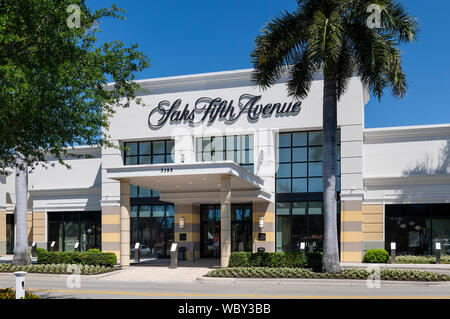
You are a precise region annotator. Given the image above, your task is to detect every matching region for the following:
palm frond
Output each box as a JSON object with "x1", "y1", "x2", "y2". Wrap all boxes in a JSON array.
[
  {"x1": 307, "y1": 5, "x2": 345, "y2": 73},
  {"x1": 286, "y1": 47, "x2": 320, "y2": 99},
  {"x1": 386, "y1": 46, "x2": 407, "y2": 98},
  {"x1": 335, "y1": 38, "x2": 355, "y2": 100},
  {"x1": 250, "y1": 9, "x2": 309, "y2": 89},
  {"x1": 346, "y1": 0, "x2": 419, "y2": 43}
]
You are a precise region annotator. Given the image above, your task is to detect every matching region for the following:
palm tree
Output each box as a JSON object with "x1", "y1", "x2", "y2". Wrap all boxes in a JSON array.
[
  {"x1": 251, "y1": 0, "x2": 418, "y2": 273},
  {"x1": 12, "y1": 155, "x2": 31, "y2": 265}
]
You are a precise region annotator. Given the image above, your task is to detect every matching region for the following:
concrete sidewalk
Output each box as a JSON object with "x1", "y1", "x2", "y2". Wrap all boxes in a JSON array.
[{"x1": 95, "y1": 258, "x2": 220, "y2": 283}]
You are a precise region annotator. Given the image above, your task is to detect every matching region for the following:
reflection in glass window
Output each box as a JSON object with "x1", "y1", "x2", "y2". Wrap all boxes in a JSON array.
[
  {"x1": 196, "y1": 135, "x2": 254, "y2": 173},
  {"x1": 47, "y1": 212, "x2": 101, "y2": 252},
  {"x1": 385, "y1": 204, "x2": 450, "y2": 256},
  {"x1": 130, "y1": 185, "x2": 160, "y2": 198},
  {"x1": 130, "y1": 204, "x2": 174, "y2": 258},
  {"x1": 276, "y1": 201, "x2": 340, "y2": 253},
  {"x1": 124, "y1": 140, "x2": 174, "y2": 165},
  {"x1": 276, "y1": 131, "x2": 340, "y2": 193}
]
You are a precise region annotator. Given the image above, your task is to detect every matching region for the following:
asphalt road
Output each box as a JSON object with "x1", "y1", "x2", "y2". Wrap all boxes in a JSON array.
[{"x1": 0, "y1": 273, "x2": 450, "y2": 299}]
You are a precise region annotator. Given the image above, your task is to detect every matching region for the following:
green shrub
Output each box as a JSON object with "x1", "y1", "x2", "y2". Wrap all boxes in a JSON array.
[
  {"x1": 228, "y1": 252, "x2": 251, "y2": 267},
  {"x1": 205, "y1": 267, "x2": 450, "y2": 281},
  {"x1": 395, "y1": 255, "x2": 450, "y2": 264},
  {"x1": 37, "y1": 251, "x2": 117, "y2": 267},
  {"x1": 228, "y1": 252, "x2": 309, "y2": 268},
  {"x1": 0, "y1": 263, "x2": 114, "y2": 275},
  {"x1": 248, "y1": 252, "x2": 266, "y2": 267},
  {"x1": 305, "y1": 252, "x2": 323, "y2": 271},
  {"x1": 285, "y1": 252, "x2": 308, "y2": 268},
  {"x1": 87, "y1": 248, "x2": 101, "y2": 253},
  {"x1": 0, "y1": 288, "x2": 40, "y2": 299},
  {"x1": 363, "y1": 249, "x2": 389, "y2": 263},
  {"x1": 261, "y1": 252, "x2": 285, "y2": 267}
]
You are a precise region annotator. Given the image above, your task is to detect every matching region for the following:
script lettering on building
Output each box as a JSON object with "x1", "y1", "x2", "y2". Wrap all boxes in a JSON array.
[{"x1": 148, "y1": 94, "x2": 302, "y2": 129}]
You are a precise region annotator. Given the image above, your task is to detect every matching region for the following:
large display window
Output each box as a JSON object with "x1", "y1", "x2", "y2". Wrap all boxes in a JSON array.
[
  {"x1": 47, "y1": 211, "x2": 101, "y2": 252},
  {"x1": 385, "y1": 204, "x2": 450, "y2": 255},
  {"x1": 276, "y1": 130, "x2": 340, "y2": 193},
  {"x1": 130, "y1": 204, "x2": 174, "y2": 258},
  {"x1": 275, "y1": 201, "x2": 340, "y2": 253},
  {"x1": 196, "y1": 135, "x2": 254, "y2": 172},
  {"x1": 124, "y1": 139, "x2": 174, "y2": 165}
]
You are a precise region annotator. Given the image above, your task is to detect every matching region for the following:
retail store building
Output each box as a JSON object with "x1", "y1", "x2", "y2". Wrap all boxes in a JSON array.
[{"x1": 0, "y1": 69, "x2": 449, "y2": 266}]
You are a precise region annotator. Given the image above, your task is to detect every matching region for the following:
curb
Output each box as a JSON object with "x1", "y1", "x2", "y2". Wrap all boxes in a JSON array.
[{"x1": 196, "y1": 276, "x2": 450, "y2": 287}]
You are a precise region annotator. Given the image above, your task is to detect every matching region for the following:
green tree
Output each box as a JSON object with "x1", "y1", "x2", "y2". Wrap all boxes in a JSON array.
[
  {"x1": 0, "y1": 0, "x2": 150, "y2": 265},
  {"x1": 250, "y1": 0, "x2": 418, "y2": 272}
]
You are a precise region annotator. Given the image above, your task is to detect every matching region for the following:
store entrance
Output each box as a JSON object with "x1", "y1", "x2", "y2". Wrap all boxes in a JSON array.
[{"x1": 200, "y1": 204, "x2": 252, "y2": 258}]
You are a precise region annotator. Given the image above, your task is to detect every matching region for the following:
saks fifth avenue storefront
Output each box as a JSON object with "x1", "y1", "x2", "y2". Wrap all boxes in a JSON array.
[{"x1": 1, "y1": 69, "x2": 449, "y2": 267}]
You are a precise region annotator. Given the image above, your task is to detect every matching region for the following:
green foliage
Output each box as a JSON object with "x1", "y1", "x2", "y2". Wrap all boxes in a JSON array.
[
  {"x1": 0, "y1": 0, "x2": 150, "y2": 171},
  {"x1": 0, "y1": 288, "x2": 40, "y2": 299},
  {"x1": 0, "y1": 263, "x2": 114, "y2": 275},
  {"x1": 305, "y1": 252, "x2": 323, "y2": 271},
  {"x1": 228, "y1": 252, "x2": 313, "y2": 268},
  {"x1": 35, "y1": 247, "x2": 47, "y2": 255},
  {"x1": 363, "y1": 249, "x2": 390, "y2": 263},
  {"x1": 396, "y1": 255, "x2": 450, "y2": 264},
  {"x1": 250, "y1": 0, "x2": 419, "y2": 101},
  {"x1": 228, "y1": 252, "x2": 251, "y2": 267},
  {"x1": 37, "y1": 250, "x2": 117, "y2": 267},
  {"x1": 206, "y1": 267, "x2": 450, "y2": 281}
]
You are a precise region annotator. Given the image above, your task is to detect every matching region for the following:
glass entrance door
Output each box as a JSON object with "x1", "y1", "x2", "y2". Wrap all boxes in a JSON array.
[
  {"x1": 200, "y1": 204, "x2": 252, "y2": 257},
  {"x1": 201, "y1": 205, "x2": 221, "y2": 257}
]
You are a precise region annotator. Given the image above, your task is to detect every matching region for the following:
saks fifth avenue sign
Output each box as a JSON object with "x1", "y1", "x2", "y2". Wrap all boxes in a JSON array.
[{"x1": 148, "y1": 94, "x2": 302, "y2": 129}]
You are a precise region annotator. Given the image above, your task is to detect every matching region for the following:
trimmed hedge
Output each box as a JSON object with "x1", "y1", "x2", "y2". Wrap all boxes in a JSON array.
[
  {"x1": 37, "y1": 250, "x2": 117, "y2": 267},
  {"x1": 362, "y1": 251, "x2": 450, "y2": 264},
  {"x1": 0, "y1": 263, "x2": 114, "y2": 275},
  {"x1": 0, "y1": 288, "x2": 39, "y2": 299},
  {"x1": 396, "y1": 255, "x2": 450, "y2": 264},
  {"x1": 206, "y1": 267, "x2": 450, "y2": 281},
  {"x1": 228, "y1": 252, "x2": 322, "y2": 270},
  {"x1": 363, "y1": 249, "x2": 390, "y2": 263}
]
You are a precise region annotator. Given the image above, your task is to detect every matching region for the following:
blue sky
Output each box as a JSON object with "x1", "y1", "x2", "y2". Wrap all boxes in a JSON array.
[{"x1": 88, "y1": 0, "x2": 450, "y2": 128}]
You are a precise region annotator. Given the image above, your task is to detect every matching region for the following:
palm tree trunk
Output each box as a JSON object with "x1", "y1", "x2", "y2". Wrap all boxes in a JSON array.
[
  {"x1": 12, "y1": 156, "x2": 31, "y2": 266},
  {"x1": 322, "y1": 75, "x2": 340, "y2": 273}
]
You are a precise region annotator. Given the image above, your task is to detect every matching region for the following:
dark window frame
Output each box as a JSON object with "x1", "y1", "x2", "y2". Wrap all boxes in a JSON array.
[
  {"x1": 124, "y1": 139, "x2": 174, "y2": 165},
  {"x1": 196, "y1": 135, "x2": 254, "y2": 172},
  {"x1": 129, "y1": 203, "x2": 175, "y2": 258},
  {"x1": 275, "y1": 201, "x2": 341, "y2": 253},
  {"x1": 200, "y1": 204, "x2": 253, "y2": 257},
  {"x1": 276, "y1": 130, "x2": 341, "y2": 196},
  {"x1": 47, "y1": 211, "x2": 101, "y2": 252}
]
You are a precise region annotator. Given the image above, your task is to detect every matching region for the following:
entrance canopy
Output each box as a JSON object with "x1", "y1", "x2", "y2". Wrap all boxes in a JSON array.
[{"x1": 105, "y1": 161, "x2": 271, "y2": 204}]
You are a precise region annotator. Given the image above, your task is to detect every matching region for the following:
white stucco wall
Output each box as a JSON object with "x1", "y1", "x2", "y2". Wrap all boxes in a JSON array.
[
  {"x1": 363, "y1": 124, "x2": 450, "y2": 204},
  {"x1": 102, "y1": 69, "x2": 367, "y2": 203},
  {"x1": 27, "y1": 146, "x2": 102, "y2": 212}
]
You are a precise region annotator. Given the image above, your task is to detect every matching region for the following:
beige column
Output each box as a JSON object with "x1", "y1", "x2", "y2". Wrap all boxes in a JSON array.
[
  {"x1": 120, "y1": 180, "x2": 130, "y2": 268},
  {"x1": 220, "y1": 175, "x2": 231, "y2": 268}
]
